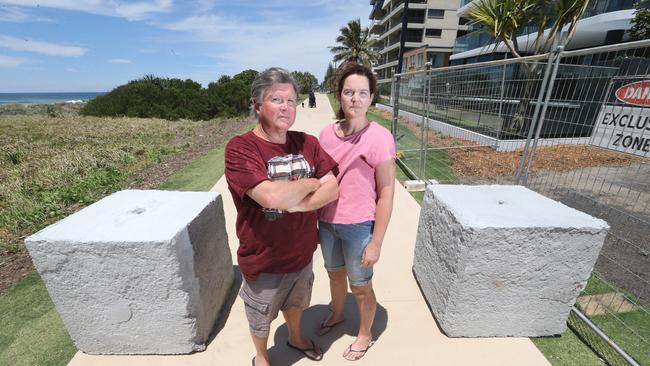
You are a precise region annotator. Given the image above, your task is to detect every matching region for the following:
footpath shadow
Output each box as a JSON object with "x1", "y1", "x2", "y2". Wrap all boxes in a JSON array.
[
  {"x1": 206, "y1": 265, "x2": 243, "y2": 345},
  {"x1": 269, "y1": 294, "x2": 388, "y2": 365}
]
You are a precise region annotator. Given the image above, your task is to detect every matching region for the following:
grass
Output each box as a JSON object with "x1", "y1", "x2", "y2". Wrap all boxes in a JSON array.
[
  {"x1": 531, "y1": 327, "x2": 606, "y2": 366},
  {"x1": 161, "y1": 119, "x2": 256, "y2": 192},
  {"x1": 161, "y1": 144, "x2": 226, "y2": 191},
  {"x1": 0, "y1": 114, "x2": 248, "y2": 261},
  {"x1": 0, "y1": 272, "x2": 76, "y2": 366},
  {"x1": 573, "y1": 273, "x2": 650, "y2": 365},
  {"x1": 0, "y1": 112, "x2": 251, "y2": 366}
]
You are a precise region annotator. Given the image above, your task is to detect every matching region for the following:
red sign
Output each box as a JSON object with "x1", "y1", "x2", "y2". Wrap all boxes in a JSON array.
[{"x1": 615, "y1": 80, "x2": 650, "y2": 106}]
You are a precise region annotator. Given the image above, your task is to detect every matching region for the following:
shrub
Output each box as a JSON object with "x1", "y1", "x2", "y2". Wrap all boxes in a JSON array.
[{"x1": 81, "y1": 71, "x2": 258, "y2": 121}]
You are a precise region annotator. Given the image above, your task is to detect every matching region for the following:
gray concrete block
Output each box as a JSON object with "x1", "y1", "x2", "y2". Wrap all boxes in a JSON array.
[
  {"x1": 25, "y1": 190, "x2": 234, "y2": 354},
  {"x1": 413, "y1": 185, "x2": 609, "y2": 337}
]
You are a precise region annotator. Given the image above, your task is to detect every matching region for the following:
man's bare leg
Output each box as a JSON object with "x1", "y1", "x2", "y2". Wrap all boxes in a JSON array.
[
  {"x1": 344, "y1": 282, "x2": 376, "y2": 361},
  {"x1": 283, "y1": 307, "x2": 322, "y2": 358},
  {"x1": 251, "y1": 333, "x2": 270, "y2": 366}
]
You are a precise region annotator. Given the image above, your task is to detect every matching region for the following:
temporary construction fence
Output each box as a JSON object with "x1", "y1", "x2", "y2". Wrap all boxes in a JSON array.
[{"x1": 387, "y1": 39, "x2": 650, "y2": 365}]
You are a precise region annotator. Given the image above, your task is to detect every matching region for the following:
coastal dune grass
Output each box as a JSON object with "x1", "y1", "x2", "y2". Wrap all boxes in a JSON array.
[
  {"x1": 0, "y1": 111, "x2": 252, "y2": 365},
  {"x1": 0, "y1": 114, "x2": 231, "y2": 262}
]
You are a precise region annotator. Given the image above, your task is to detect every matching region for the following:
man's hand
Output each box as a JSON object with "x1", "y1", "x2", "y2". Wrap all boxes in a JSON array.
[
  {"x1": 285, "y1": 171, "x2": 338, "y2": 213},
  {"x1": 319, "y1": 173, "x2": 335, "y2": 184},
  {"x1": 247, "y1": 177, "x2": 320, "y2": 210}
]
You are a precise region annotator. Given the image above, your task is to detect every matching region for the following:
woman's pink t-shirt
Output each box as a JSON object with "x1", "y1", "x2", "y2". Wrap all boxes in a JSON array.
[{"x1": 318, "y1": 121, "x2": 396, "y2": 224}]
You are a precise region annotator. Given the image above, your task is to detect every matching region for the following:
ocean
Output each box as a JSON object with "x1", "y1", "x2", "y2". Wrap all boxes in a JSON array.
[{"x1": 0, "y1": 92, "x2": 106, "y2": 105}]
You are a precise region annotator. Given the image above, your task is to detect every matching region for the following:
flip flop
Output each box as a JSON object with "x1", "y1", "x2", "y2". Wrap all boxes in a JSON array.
[
  {"x1": 316, "y1": 315, "x2": 345, "y2": 336},
  {"x1": 343, "y1": 340, "x2": 375, "y2": 361},
  {"x1": 286, "y1": 339, "x2": 323, "y2": 361}
]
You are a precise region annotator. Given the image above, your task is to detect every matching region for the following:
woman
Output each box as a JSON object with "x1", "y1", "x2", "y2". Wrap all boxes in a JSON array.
[{"x1": 317, "y1": 62, "x2": 396, "y2": 361}]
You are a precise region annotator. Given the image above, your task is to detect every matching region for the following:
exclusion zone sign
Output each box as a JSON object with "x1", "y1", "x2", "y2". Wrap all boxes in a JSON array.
[{"x1": 592, "y1": 79, "x2": 650, "y2": 157}]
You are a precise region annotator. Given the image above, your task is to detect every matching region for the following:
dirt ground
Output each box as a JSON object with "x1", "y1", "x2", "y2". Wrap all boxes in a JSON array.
[{"x1": 0, "y1": 108, "x2": 253, "y2": 295}]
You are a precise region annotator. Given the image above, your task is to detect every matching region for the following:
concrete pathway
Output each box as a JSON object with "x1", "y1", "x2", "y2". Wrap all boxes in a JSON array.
[{"x1": 68, "y1": 93, "x2": 549, "y2": 365}]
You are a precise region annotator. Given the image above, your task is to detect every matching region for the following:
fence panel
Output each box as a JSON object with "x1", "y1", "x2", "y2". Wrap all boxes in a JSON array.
[{"x1": 389, "y1": 39, "x2": 650, "y2": 365}]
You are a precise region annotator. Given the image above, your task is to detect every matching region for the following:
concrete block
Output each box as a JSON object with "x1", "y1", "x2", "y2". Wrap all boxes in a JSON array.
[
  {"x1": 25, "y1": 190, "x2": 234, "y2": 354},
  {"x1": 404, "y1": 180, "x2": 425, "y2": 192},
  {"x1": 413, "y1": 185, "x2": 609, "y2": 337},
  {"x1": 404, "y1": 180, "x2": 439, "y2": 192}
]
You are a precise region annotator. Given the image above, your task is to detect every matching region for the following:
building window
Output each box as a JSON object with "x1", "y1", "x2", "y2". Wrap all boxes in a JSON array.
[
  {"x1": 427, "y1": 9, "x2": 445, "y2": 18},
  {"x1": 425, "y1": 29, "x2": 442, "y2": 38}
]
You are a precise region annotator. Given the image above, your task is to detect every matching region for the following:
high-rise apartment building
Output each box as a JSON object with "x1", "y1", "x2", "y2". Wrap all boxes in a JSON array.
[
  {"x1": 368, "y1": 0, "x2": 464, "y2": 83},
  {"x1": 451, "y1": 0, "x2": 639, "y2": 65}
]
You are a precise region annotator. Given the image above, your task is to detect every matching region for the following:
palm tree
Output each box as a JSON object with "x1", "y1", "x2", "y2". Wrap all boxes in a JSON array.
[
  {"x1": 330, "y1": 18, "x2": 380, "y2": 67},
  {"x1": 466, "y1": 0, "x2": 589, "y2": 134}
]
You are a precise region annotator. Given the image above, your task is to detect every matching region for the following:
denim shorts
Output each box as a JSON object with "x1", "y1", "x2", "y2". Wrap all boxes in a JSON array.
[{"x1": 318, "y1": 220, "x2": 374, "y2": 287}]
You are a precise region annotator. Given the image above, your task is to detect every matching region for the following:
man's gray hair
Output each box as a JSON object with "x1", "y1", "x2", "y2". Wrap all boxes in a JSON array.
[{"x1": 250, "y1": 67, "x2": 299, "y2": 118}]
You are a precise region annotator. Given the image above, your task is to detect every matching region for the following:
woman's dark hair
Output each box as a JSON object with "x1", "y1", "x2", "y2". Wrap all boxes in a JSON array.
[{"x1": 335, "y1": 62, "x2": 377, "y2": 120}]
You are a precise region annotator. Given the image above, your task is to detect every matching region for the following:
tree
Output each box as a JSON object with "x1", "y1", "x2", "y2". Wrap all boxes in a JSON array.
[
  {"x1": 466, "y1": 0, "x2": 590, "y2": 134},
  {"x1": 330, "y1": 18, "x2": 380, "y2": 67},
  {"x1": 216, "y1": 75, "x2": 231, "y2": 84},
  {"x1": 232, "y1": 69, "x2": 258, "y2": 88},
  {"x1": 630, "y1": 0, "x2": 650, "y2": 41},
  {"x1": 291, "y1": 71, "x2": 318, "y2": 94},
  {"x1": 322, "y1": 63, "x2": 335, "y2": 92},
  {"x1": 466, "y1": 0, "x2": 590, "y2": 59}
]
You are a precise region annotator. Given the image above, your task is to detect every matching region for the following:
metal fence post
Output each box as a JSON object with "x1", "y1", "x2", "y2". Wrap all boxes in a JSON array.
[
  {"x1": 392, "y1": 75, "x2": 400, "y2": 143},
  {"x1": 419, "y1": 72, "x2": 427, "y2": 178},
  {"x1": 522, "y1": 45, "x2": 565, "y2": 186},
  {"x1": 514, "y1": 51, "x2": 556, "y2": 184},
  {"x1": 496, "y1": 60, "x2": 507, "y2": 141},
  {"x1": 423, "y1": 63, "x2": 432, "y2": 183}
]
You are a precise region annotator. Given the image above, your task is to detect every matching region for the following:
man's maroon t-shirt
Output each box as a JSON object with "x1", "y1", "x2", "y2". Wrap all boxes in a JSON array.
[{"x1": 225, "y1": 130, "x2": 337, "y2": 281}]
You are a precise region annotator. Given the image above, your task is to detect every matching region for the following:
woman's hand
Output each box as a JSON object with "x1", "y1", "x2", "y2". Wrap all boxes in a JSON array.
[{"x1": 361, "y1": 241, "x2": 381, "y2": 267}]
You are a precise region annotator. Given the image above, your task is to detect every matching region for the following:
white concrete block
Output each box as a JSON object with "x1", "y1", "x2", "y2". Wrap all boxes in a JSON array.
[
  {"x1": 413, "y1": 185, "x2": 609, "y2": 337},
  {"x1": 404, "y1": 180, "x2": 426, "y2": 192},
  {"x1": 25, "y1": 190, "x2": 234, "y2": 354},
  {"x1": 404, "y1": 180, "x2": 439, "y2": 192}
]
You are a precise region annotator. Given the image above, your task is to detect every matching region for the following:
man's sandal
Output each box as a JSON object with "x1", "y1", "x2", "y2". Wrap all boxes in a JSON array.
[
  {"x1": 286, "y1": 340, "x2": 323, "y2": 361},
  {"x1": 343, "y1": 340, "x2": 375, "y2": 361}
]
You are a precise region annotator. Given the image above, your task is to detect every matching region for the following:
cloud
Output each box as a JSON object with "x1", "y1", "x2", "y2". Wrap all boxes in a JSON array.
[
  {"x1": 0, "y1": 54, "x2": 27, "y2": 67},
  {"x1": 0, "y1": 34, "x2": 86, "y2": 56},
  {"x1": 109, "y1": 58, "x2": 133, "y2": 64},
  {"x1": 0, "y1": 5, "x2": 53, "y2": 23},
  {"x1": 192, "y1": 0, "x2": 218, "y2": 13},
  {"x1": 138, "y1": 48, "x2": 158, "y2": 54},
  {"x1": 66, "y1": 67, "x2": 78, "y2": 72},
  {"x1": 0, "y1": 0, "x2": 173, "y2": 21}
]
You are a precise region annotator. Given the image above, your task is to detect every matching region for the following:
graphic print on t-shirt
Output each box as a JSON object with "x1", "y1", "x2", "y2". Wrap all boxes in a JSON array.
[{"x1": 263, "y1": 154, "x2": 313, "y2": 221}]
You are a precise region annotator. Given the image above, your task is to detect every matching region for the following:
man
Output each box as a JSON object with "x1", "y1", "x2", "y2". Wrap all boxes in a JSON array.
[{"x1": 225, "y1": 67, "x2": 338, "y2": 366}]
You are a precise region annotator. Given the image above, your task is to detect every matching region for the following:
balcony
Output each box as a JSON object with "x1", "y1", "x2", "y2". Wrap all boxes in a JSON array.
[
  {"x1": 452, "y1": 31, "x2": 495, "y2": 54},
  {"x1": 584, "y1": 0, "x2": 636, "y2": 18},
  {"x1": 405, "y1": 32, "x2": 423, "y2": 43}
]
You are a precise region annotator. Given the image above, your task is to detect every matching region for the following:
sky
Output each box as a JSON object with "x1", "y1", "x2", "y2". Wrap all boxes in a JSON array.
[{"x1": 0, "y1": 0, "x2": 372, "y2": 92}]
